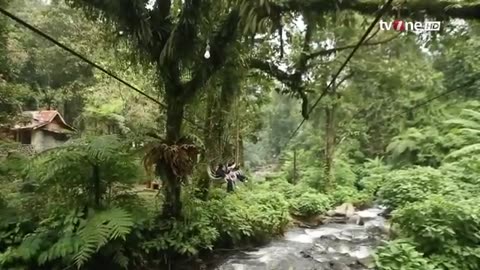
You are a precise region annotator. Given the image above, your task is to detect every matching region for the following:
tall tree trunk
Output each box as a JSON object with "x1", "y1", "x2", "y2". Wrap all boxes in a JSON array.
[
  {"x1": 161, "y1": 95, "x2": 185, "y2": 219},
  {"x1": 324, "y1": 86, "x2": 338, "y2": 192},
  {"x1": 235, "y1": 117, "x2": 239, "y2": 163},
  {"x1": 292, "y1": 147, "x2": 297, "y2": 184},
  {"x1": 324, "y1": 107, "x2": 336, "y2": 191},
  {"x1": 92, "y1": 164, "x2": 101, "y2": 209},
  {"x1": 238, "y1": 134, "x2": 244, "y2": 167}
]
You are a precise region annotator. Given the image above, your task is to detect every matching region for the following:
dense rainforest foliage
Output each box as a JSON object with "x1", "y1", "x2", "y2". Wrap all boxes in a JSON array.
[{"x1": 1, "y1": 0, "x2": 480, "y2": 269}]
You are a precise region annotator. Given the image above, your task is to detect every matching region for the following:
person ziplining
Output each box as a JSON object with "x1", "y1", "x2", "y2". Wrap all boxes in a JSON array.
[{"x1": 209, "y1": 161, "x2": 247, "y2": 192}]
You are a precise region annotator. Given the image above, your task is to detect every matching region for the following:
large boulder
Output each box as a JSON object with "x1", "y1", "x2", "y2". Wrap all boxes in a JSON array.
[
  {"x1": 356, "y1": 208, "x2": 384, "y2": 222},
  {"x1": 333, "y1": 203, "x2": 356, "y2": 217}
]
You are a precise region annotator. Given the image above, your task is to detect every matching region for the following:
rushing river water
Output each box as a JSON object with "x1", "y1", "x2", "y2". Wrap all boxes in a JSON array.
[{"x1": 212, "y1": 207, "x2": 388, "y2": 270}]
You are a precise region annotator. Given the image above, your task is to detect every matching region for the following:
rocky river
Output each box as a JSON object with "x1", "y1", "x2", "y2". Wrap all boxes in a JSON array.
[{"x1": 212, "y1": 205, "x2": 389, "y2": 270}]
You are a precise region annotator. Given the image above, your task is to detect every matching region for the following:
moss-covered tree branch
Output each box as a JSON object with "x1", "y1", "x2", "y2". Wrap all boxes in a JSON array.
[{"x1": 248, "y1": 59, "x2": 297, "y2": 88}]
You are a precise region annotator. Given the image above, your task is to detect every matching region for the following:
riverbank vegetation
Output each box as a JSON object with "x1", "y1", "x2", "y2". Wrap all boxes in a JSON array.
[{"x1": 1, "y1": 0, "x2": 480, "y2": 269}]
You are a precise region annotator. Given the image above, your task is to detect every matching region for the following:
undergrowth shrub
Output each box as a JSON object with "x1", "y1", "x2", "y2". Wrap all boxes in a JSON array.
[
  {"x1": 241, "y1": 190, "x2": 291, "y2": 242},
  {"x1": 333, "y1": 158, "x2": 357, "y2": 187},
  {"x1": 287, "y1": 183, "x2": 319, "y2": 199},
  {"x1": 357, "y1": 158, "x2": 391, "y2": 195},
  {"x1": 440, "y1": 156, "x2": 480, "y2": 185},
  {"x1": 300, "y1": 166, "x2": 325, "y2": 191},
  {"x1": 0, "y1": 136, "x2": 147, "y2": 269},
  {"x1": 0, "y1": 208, "x2": 135, "y2": 269},
  {"x1": 298, "y1": 158, "x2": 356, "y2": 192},
  {"x1": 428, "y1": 248, "x2": 480, "y2": 270},
  {"x1": 330, "y1": 186, "x2": 358, "y2": 205},
  {"x1": 258, "y1": 178, "x2": 316, "y2": 199},
  {"x1": 329, "y1": 187, "x2": 373, "y2": 208},
  {"x1": 140, "y1": 186, "x2": 292, "y2": 257},
  {"x1": 391, "y1": 196, "x2": 480, "y2": 270},
  {"x1": 208, "y1": 187, "x2": 289, "y2": 245},
  {"x1": 142, "y1": 209, "x2": 219, "y2": 256},
  {"x1": 440, "y1": 156, "x2": 480, "y2": 199},
  {"x1": 289, "y1": 193, "x2": 331, "y2": 217},
  {"x1": 259, "y1": 178, "x2": 296, "y2": 197},
  {"x1": 257, "y1": 179, "x2": 335, "y2": 217},
  {"x1": 206, "y1": 189, "x2": 254, "y2": 244},
  {"x1": 374, "y1": 239, "x2": 436, "y2": 270},
  {"x1": 377, "y1": 167, "x2": 445, "y2": 210}
]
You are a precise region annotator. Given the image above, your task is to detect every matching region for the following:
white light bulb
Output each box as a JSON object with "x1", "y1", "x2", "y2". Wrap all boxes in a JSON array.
[{"x1": 204, "y1": 50, "x2": 210, "y2": 59}]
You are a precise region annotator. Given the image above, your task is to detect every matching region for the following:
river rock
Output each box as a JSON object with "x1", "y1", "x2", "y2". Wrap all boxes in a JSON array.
[
  {"x1": 356, "y1": 208, "x2": 382, "y2": 222},
  {"x1": 326, "y1": 210, "x2": 336, "y2": 216},
  {"x1": 292, "y1": 219, "x2": 311, "y2": 228},
  {"x1": 293, "y1": 215, "x2": 326, "y2": 228},
  {"x1": 329, "y1": 262, "x2": 350, "y2": 270},
  {"x1": 323, "y1": 216, "x2": 348, "y2": 224},
  {"x1": 365, "y1": 220, "x2": 390, "y2": 236},
  {"x1": 300, "y1": 250, "x2": 312, "y2": 258},
  {"x1": 333, "y1": 203, "x2": 356, "y2": 217},
  {"x1": 346, "y1": 214, "x2": 363, "y2": 225}
]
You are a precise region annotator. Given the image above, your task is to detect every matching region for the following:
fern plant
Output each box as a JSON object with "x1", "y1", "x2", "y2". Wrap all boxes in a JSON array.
[
  {"x1": 0, "y1": 135, "x2": 141, "y2": 269},
  {"x1": 72, "y1": 208, "x2": 134, "y2": 268},
  {"x1": 386, "y1": 127, "x2": 449, "y2": 167},
  {"x1": 444, "y1": 109, "x2": 480, "y2": 159},
  {"x1": 26, "y1": 135, "x2": 140, "y2": 210},
  {"x1": 0, "y1": 208, "x2": 134, "y2": 269}
]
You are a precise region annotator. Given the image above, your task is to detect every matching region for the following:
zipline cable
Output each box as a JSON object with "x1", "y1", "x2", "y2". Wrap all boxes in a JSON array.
[
  {"x1": 0, "y1": 7, "x2": 205, "y2": 132},
  {"x1": 282, "y1": 0, "x2": 394, "y2": 149}
]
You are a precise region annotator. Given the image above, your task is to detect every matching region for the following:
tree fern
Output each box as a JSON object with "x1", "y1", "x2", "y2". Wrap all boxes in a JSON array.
[
  {"x1": 1, "y1": 208, "x2": 134, "y2": 269},
  {"x1": 73, "y1": 208, "x2": 133, "y2": 268},
  {"x1": 386, "y1": 128, "x2": 424, "y2": 158},
  {"x1": 26, "y1": 135, "x2": 139, "y2": 209},
  {"x1": 445, "y1": 109, "x2": 480, "y2": 160}
]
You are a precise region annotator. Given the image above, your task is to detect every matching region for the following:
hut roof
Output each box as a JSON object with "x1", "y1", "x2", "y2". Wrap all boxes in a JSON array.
[{"x1": 11, "y1": 110, "x2": 75, "y2": 133}]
